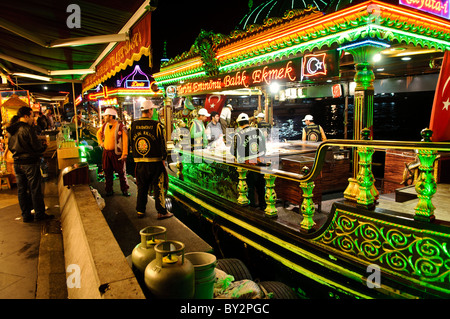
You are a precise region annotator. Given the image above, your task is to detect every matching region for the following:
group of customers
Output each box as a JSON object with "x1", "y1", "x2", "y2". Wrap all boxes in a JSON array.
[{"x1": 189, "y1": 104, "x2": 273, "y2": 149}]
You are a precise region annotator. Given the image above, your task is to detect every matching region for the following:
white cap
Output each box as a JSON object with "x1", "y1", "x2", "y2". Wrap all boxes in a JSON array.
[
  {"x1": 302, "y1": 114, "x2": 313, "y2": 121},
  {"x1": 141, "y1": 100, "x2": 157, "y2": 111},
  {"x1": 226, "y1": 104, "x2": 233, "y2": 110},
  {"x1": 256, "y1": 113, "x2": 265, "y2": 118},
  {"x1": 237, "y1": 113, "x2": 249, "y2": 122},
  {"x1": 198, "y1": 108, "x2": 210, "y2": 117},
  {"x1": 103, "y1": 108, "x2": 117, "y2": 117}
]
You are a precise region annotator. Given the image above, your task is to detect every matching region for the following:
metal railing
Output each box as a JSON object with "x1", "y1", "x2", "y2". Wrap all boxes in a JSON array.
[{"x1": 173, "y1": 128, "x2": 450, "y2": 232}]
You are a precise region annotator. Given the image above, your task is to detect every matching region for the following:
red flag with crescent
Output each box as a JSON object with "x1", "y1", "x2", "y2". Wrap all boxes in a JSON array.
[
  {"x1": 430, "y1": 50, "x2": 450, "y2": 142},
  {"x1": 204, "y1": 94, "x2": 226, "y2": 116}
]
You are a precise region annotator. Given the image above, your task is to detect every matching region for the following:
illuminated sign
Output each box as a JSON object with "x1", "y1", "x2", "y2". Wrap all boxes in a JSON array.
[
  {"x1": 301, "y1": 50, "x2": 339, "y2": 81},
  {"x1": 126, "y1": 80, "x2": 150, "y2": 88},
  {"x1": 177, "y1": 59, "x2": 300, "y2": 95},
  {"x1": 399, "y1": 0, "x2": 449, "y2": 19},
  {"x1": 74, "y1": 95, "x2": 83, "y2": 107},
  {"x1": 99, "y1": 98, "x2": 118, "y2": 106},
  {"x1": 166, "y1": 86, "x2": 177, "y2": 99},
  {"x1": 117, "y1": 65, "x2": 152, "y2": 89},
  {"x1": 302, "y1": 53, "x2": 327, "y2": 77},
  {"x1": 332, "y1": 84, "x2": 342, "y2": 98}
]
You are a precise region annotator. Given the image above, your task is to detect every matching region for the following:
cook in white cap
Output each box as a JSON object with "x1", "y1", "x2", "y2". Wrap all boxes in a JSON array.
[{"x1": 190, "y1": 108, "x2": 210, "y2": 149}]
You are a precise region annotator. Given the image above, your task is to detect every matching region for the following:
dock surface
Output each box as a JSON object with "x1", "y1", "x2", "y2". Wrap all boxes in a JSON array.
[{"x1": 90, "y1": 175, "x2": 213, "y2": 257}]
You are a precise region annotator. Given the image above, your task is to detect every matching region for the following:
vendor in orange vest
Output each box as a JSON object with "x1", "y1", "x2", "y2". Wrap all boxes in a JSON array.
[{"x1": 96, "y1": 107, "x2": 130, "y2": 197}]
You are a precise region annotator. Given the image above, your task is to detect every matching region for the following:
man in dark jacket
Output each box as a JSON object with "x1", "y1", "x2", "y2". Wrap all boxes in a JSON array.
[
  {"x1": 6, "y1": 106, "x2": 53, "y2": 222},
  {"x1": 130, "y1": 100, "x2": 173, "y2": 220},
  {"x1": 230, "y1": 113, "x2": 267, "y2": 209}
]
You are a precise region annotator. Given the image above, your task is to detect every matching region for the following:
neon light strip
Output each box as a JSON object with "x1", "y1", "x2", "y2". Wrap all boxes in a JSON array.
[
  {"x1": 217, "y1": 2, "x2": 370, "y2": 59},
  {"x1": 376, "y1": 0, "x2": 450, "y2": 27},
  {"x1": 157, "y1": 1, "x2": 450, "y2": 82},
  {"x1": 218, "y1": 1, "x2": 450, "y2": 61},
  {"x1": 337, "y1": 40, "x2": 391, "y2": 51},
  {"x1": 88, "y1": 87, "x2": 163, "y2": 100},
  {"x1": 374, "y1": 24, "x2": 450, "y2": 49},
  {"x1": 157, "y1": 58, "x2": 203, "y2": 77},
  {"x1": 219, "y1": 25, "x2": 370, "y2": 72},
  {"x1": 156, "y1": 71, "x2": 207, "y2": 85},
  {"x1": 217, "y1": 13, "x2": 322, "y2": 58}
]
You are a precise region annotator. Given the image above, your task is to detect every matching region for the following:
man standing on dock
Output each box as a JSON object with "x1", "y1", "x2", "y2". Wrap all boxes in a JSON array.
[
  {"x1": 6, "y1": 106, "x2": 53, "y2": 222},
  {"x1": 96, "y1": 108, "x2": 130, "y2": 197},
  {"x1": 130, "y1": 100, "x2": 173, "y2": 220}
]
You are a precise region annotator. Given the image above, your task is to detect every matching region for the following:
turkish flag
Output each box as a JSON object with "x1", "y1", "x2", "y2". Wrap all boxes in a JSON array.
[
  {"x1": 430, "y1": 50, "x2": 450, "y2": 142},
  {"x1": 204, "y1": 94, "x2": 226, "y2": 116}
]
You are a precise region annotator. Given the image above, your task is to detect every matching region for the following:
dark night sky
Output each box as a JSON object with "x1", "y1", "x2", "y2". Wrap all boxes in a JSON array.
[{"x1": 150, "y1": 0, "x2": 254, "y2": 72}]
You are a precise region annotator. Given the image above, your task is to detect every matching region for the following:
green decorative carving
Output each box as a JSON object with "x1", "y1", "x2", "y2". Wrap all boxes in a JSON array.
[
  {"x1": 182, "y1": 158, "x2": 239, "y2": 201},
  {"x1": 194, "y1": 30, "x2": 222, "y2": 76},
  {"x1": 264, "y1": 174, "x2": 278, "y2": 218},
  {"x1": 237, "y1": 167, "x2": 250, "y2": 206},
  {"x1": 314, "y1": 209, "x2": 450, "y2": 294},
  {"x1": 414, "y1": 129, "x2": 438, "y2": 222}
]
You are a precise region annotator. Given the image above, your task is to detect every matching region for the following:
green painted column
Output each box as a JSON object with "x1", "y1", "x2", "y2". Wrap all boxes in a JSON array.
[
  {"x1": 236, "y1": 167, "x2": 250, "y2": 206},
  {"x1": 345, "y1": 42, "x2": 387, "y2": 177},
  {"x1": 299, "y1": 166, "x2": 316, "y2": 232},
  {"x1": 414, "y1": 129, "x2": 437, "y2": 222},
  {"x1": 264, "y1": 174, "x2": 278, "y2": 218}
]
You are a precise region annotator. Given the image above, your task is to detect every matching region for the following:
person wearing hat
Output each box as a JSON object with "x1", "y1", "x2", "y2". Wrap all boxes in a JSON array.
[
  {"x1": 302, "y1": 114, "x2": 327, "y2": 142},
  {"x1": 97, "y1": 107, "x2": 130, "y2": 197},
  {"x1": 230, "y1": 112, "x2": 267, "y2": 209},
  {"x1": 219, "y1": 104, "x2": 233, "y2": 140},
  {"x1": 190, "y1": 108, "x2": 210, "y2": 149},
  {"x1": 130, "y1": 100, "x2": 173, "y2": 219}
]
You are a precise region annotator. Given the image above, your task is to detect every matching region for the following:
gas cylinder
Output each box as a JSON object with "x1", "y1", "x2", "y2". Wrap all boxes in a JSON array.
[
  {"x1": 144, "y1": 240, "x2": 195, "y2": 299},
  {"x1": 131, "y1": 226, "x2": 166, "y2": 273}
]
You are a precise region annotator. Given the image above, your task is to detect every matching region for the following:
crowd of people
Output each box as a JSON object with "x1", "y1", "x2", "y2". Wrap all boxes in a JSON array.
[{"x1": 2, "y1": 99, "x2": 326, "y2": 223}]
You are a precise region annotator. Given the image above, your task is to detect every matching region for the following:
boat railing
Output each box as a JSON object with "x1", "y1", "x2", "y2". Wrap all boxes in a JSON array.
[{"x1": 173, "y1": 128, "x2": 450, "y2": 232}]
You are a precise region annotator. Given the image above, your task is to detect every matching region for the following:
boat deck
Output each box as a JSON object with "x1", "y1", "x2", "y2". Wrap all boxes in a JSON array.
[
  {"x1": 378, "y1": 184, "x2": 450, "y2": 223},
  {"x1": 247, "y1": 183, "x2": 450, "y2": 235}
]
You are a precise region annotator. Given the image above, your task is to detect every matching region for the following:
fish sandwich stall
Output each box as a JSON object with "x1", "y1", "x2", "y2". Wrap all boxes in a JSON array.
[{"x1": 153, "y1": 0, "x2": 450, "y2": 299}]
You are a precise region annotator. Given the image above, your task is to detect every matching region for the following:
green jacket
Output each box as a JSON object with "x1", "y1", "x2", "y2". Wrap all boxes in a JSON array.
[{"x1": 190, "y1": 118, "x2": 207, "y2": 148}]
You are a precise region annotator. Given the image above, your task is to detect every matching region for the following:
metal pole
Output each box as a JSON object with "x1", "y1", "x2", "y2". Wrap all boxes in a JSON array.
[
  {"x1": 72, "y1": 82, "x2": 79, "y2": 144},
  {"x1": 344, "y1": 82, "x2": 349, "y2": 140}
]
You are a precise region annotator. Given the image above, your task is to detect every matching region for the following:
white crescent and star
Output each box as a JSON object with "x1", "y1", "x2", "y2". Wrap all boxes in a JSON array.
[
  {"x1": 306, "y1": 57, "x2": 324, "y2": 75},
  {"x1": 208, "y1": 94, "x2": 222, "y2": 108},
  {"x1": 441, "y1": 76, "x2": 450, "y2": 111}
]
